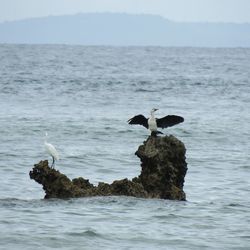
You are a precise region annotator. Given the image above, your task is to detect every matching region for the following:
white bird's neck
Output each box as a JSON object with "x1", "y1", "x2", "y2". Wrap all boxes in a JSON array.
[
  {"x1": 44, "y1": 133, "x2": 48, "y2": 143},
  {"x1": 148, "y1": 110, "x2": 157, "y2": 132}
]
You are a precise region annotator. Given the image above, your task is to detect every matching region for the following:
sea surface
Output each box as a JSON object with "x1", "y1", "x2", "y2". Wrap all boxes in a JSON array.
[{"x1": 0, "y1": 44, "x2": 250, "y2": 249}]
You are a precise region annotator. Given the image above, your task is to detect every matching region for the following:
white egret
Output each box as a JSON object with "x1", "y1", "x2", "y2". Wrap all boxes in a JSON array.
[
  {"x1": 128, "y1": 108, "x2": 184, "y2": 136},
  {"x1": 44, "y1": 132, "x2": 59, "y2": 168}
]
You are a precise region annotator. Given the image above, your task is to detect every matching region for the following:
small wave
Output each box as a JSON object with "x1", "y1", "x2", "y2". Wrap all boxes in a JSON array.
[
  {"x1": 227, "y1": 203, "x2": 248, "y2": 208},
  {"x1": 240, "y1": 235, "x2": 250, "y2": 239},
  {"x1": 135, "y1": 88, "x2": 158, "y2": 93},
  {"x1": 240, "y1": 165, "x2": 250, "y2": 170},
  {"x1": 153, "y1": 213, "x2": 179, "y2": 220},
  {"x1": 0, "y1": 197, "x2": 44, "y2": 206},
  {"x1": 0, "y1": 197, "x2": 20, "y2": 203},
  {"x1": 67, "y1": 230, "x2": 101, "y2": 238},
  {"x1": 193, "y1": 82, "x2": 203, "y2": 86},
  {"x1": 0, "y1": 198, "x2": 30, "y2": 209}
]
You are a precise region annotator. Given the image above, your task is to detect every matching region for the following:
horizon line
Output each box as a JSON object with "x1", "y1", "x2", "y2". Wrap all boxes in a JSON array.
[{"x1": 1, "y1": 12, "x2": 250, "y2": 25}]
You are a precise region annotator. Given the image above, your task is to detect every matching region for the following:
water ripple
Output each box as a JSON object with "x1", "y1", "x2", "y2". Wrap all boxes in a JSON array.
[{"x1": 0, "y1": 45, "x2": 250, "y2": 249}]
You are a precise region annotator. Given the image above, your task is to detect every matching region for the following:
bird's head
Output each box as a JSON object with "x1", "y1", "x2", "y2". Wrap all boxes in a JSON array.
[
  {"x1": 151, "y1": 108, "x2": 158, "y2": 114},
  {"x1": 44, "y1": 132, "x2": 49, "y2": 142}
]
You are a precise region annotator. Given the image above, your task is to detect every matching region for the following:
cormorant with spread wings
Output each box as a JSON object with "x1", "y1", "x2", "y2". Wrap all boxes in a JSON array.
[{"x1": 128, "y1": 108, "x2": 184, "y2": 136}]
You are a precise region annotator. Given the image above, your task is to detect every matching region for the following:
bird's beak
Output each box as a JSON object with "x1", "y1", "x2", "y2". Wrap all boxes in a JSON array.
[{"x1": 155, "y1": 108, "x2": 159, "y2": 112}]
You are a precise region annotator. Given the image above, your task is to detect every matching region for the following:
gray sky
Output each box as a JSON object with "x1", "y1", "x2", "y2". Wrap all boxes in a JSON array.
[{"x1": 0, "y1": 0, "x2": 250, "y2": 23}]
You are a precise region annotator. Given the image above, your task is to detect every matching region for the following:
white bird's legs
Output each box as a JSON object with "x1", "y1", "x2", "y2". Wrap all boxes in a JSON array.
[
  {"x1": 44, "y1": 132, "x2": 59, "y2": 169},
  {"x1": 51, "y1": 156, "x2": 55, "y2": 168}
]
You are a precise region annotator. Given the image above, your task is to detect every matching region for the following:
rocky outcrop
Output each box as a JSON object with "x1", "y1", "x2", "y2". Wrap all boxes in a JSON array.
[
  {"x1": 136, "y1": 135, "x2": 187, "y2": 200},
  {"x1": 30, "y1": 135, "x2": 187, "y2": 200}
]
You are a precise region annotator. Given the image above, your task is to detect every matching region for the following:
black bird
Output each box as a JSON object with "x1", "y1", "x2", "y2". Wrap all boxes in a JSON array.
[{"x1": 128, "y1": 108, "x2": 184, "y2": 136}]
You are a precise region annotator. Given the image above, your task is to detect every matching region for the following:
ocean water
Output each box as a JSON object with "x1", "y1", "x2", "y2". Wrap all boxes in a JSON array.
[{"x1": 0, "y1": 44, "x2": 250, "y2": 249}]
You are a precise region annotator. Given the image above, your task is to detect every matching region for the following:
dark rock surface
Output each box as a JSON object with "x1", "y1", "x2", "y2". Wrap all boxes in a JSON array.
[
  {"x1": 136, "y1": 135, "x2": 187, "y2": 200},
  {"x1": 30, "y1": 135, "x2": 187, "y2": 200}
]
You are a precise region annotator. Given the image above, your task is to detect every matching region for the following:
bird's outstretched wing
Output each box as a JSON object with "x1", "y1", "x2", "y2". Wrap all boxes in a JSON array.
[
  {"x1": 127, "y1": 115, "x2": 148, "y2": 129},
  {"x1": 156, "y1": 115, "x2": 184, "y2": 129}
]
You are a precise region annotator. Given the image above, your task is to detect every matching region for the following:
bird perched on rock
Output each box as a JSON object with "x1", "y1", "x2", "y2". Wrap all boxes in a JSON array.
[
  {"x1": 128, "y1": 108, "x2": 184, "y2": 136},
  {"x1": 44, "y1": 132, "x2": 59, "y2": 168}
]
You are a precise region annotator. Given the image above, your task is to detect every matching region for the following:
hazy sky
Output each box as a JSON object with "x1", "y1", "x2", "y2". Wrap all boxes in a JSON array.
[{"x1": 0, "y1": 0, "x2": 250, "y2": 23}]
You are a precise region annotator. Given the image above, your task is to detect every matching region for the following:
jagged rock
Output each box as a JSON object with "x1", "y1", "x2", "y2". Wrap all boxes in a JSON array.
[
  {"x1": 136, "y1": 135, "x2": 187, "y2": 200},
  {"x1": 29, "y1": 160, "x2": 87, "y2": 198},
  {"x1": 30, "y1": 135, "x2": 187, "y2": 200}
]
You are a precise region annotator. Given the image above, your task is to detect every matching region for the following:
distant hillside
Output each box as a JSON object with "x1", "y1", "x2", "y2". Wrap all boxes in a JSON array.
[{"x1": 0, "y1": 13, "x2": 250, "y2": 47}]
